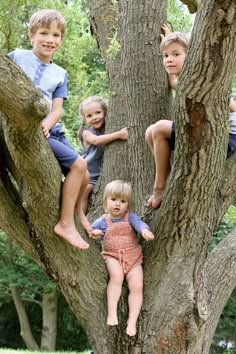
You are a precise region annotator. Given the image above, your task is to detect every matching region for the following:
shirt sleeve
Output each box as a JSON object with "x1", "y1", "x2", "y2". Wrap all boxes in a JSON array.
[
  {"x1": 8, "y1": 51, "x2": 15, "y2": 60},
  {"x1": 128, "y1": 212, "x2": 150, "y2": 234},
  {"x1": 52, "y1": 72, "x2": 68, "y2": 100},
  {"x1": 92, "y1": 216, "x2": 108, "y2": 235}
]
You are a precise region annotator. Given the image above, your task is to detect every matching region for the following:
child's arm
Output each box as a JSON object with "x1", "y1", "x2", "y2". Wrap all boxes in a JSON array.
[
  {"x1": 90, "y1": 216, "x2": 107, "y2": 239},
  {"x1": 42, "y1": 97, "x2": 64, "y2": 138},
  {"x1": 230, "y1": 98, "x2": 236, "y2": 112},
  {"x1": 82, "y1": 127, "x2": 128, "y2": 147},
  {"x1": 129, "y1": 213, "x2": 155, "y2": 241},
  {"x1": 168, "y1": 75, "x2": 178, "y2": 90}
]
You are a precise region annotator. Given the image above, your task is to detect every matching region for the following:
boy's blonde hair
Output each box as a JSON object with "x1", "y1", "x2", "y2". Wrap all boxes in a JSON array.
[
  {"x1": 103, "y1": 180, "x2": 133, "y2": 211},
  {"x1": 79, "y1": 96, "x2": 108, "y2": 119},
  {"x1": 29, "y1": 9, "x2": 65, "y2": 38},
  {"x1": 160, "y1": 32, "x2": 191, "y2": 53}
]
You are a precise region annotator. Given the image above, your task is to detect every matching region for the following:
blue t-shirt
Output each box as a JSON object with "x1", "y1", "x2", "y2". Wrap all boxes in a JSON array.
[
  {"x1": 92, "y1": 212, "x2": 150, "y2": 236},
  {"x1": 8, "y1": 49, "x2": 67, "y2": 106}
]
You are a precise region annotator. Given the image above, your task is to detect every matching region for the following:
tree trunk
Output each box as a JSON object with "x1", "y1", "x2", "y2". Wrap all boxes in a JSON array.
[
  {"x1": 1, "y1": 0, "x2": 236, "y2": 353},
  {"x1": 10, "y1": 286, "x2": 39, "y2": 350},
  {"x1": 41, "y1": 287, "x2": 58, "y2": 352}
]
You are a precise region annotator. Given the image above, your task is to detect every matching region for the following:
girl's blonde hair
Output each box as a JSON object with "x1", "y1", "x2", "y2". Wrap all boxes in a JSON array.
[
  {"x1": 29, "y1": 9, "x2": 66, "y2": 38},
  {"x1": 79, "y1": 96, "x2": 108, "y2": 120},
  {"x1": 160, "y1": 32, "x2": 191, "y2": 53},
  {"x1": 103, "y1": 180, "x2": 133, "y2": 211}
]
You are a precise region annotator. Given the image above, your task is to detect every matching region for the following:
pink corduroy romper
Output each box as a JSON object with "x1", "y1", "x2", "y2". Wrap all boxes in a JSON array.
[{"x1": 102, "y1": 213, "x2": 143, "y2": 275}]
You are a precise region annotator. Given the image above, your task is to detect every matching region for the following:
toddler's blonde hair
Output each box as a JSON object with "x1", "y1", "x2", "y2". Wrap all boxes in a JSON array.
[
  {"x1": 160, "y1": 32, "x2": 190, "y2": 53},
  {"x1": 103, "y1": 180, "x2": 133, "y2": 211},
  {"x1": 79, "y1": 96, "x2": 108, "y2": 120},
  {"x1": 29, "y1": 9, "x2": 66, "y2": 38}
]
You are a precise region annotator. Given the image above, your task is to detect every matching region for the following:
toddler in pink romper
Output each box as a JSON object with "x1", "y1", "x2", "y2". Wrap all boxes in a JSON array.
[{"x1": 91, "y1": 180, "x2": 154, "y2": 336}]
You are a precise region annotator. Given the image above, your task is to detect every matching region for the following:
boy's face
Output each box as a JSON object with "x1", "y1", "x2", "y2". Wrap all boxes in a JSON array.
[
  {"x1": 29, "y1": 21, "x2": 62, "y2": 64},
  {"x1": 162, "y1": 42, "x2": 186, "y2": 77}
]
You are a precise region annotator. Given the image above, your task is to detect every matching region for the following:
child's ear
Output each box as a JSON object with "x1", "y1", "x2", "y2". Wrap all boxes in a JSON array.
[{"x1": 28, "y1": 31, "x2": 34, "y2": 45}]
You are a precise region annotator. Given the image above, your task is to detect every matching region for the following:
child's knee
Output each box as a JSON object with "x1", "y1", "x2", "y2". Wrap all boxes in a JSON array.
[
  {"x1": 152, "y1": 120, "x2": 172, "y2": 140},
  {"x1": 72, "y1": 156, "x2": 87, "y2": 174}
]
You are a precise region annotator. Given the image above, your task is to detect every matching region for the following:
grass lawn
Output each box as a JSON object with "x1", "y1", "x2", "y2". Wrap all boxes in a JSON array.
[{"x1": 0, "y1": 350, "x2": 91, "y2": 354}]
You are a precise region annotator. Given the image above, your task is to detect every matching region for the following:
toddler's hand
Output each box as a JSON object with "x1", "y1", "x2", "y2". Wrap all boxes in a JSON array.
[
  {"x1": 142, "y1": 229, "x2": 155, "y2": 241},
  {"x1": 119, "y1": 127, "x2": 128, "y2": 140},
  {"x1": 90, "y1": 229, "x2": 103, "y2": 240}
]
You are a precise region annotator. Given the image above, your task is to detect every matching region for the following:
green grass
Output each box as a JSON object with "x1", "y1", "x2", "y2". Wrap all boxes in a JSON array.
[{"x1": 0, "y1": 350, "x2": 91, "y2": 354}]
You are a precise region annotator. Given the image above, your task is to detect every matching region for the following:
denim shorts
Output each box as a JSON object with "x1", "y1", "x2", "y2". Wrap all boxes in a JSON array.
[
  {"x1": 169, "y1": 123, "x2": 236, "y2": 159},
  {"x1": 48, "y1": 124, "x2": 78, "y2": 175}
]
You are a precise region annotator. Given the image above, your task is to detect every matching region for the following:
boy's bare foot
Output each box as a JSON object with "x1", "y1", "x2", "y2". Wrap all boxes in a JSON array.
[
  {"x1": 107, "y1": 315, "x2": 118, "y2": 326},
  {"x1": 54, "y1": 222, "x2": 89, "y2": 249},
  {"x1": 78, "y1": 210, "x2": 92, "y2": 235},
  {"x1": 126, "y1": 321, "x2": 137, "y2": 336},
  {"x1": 148, "y1": 188, "x2": 164, "y2": 208}
]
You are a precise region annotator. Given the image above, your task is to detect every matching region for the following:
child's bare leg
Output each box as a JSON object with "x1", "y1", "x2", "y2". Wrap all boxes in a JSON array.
[
  {"x1": 106, "y1": 258, "x2": 124, "y2": 326},
  {"x1": 75, "y1": 171, "x2": 92, "y2": 235},
  {"x1": 125, "y1": 265, "x2": 143, "y2": 336},
  {"x1": 80, "y1": 183, "x2": 94, "y2": 214},
  {"x1": 54, "y1": 157, "x2": 89, "y2": 249},
  {"x1": 146, "y1": 120, "x2": 172, "y2": 208}
]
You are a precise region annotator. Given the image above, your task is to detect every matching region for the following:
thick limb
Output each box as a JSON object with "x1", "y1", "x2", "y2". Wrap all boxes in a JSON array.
[
  {"x1": 125, "y1": 265, "x2": 143, "y2": 336},
  {"x1": 54, "y1": 156, "x2": 89, "y2": 249},
  {"x1": 105, "y1": 258, "x2": 124, "y2": 326},
  {"x1": 145, "y1": 120, "x2": 172, "y2": 208}
]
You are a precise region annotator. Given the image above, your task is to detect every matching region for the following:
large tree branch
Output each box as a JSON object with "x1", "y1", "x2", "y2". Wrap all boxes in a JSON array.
[
  {"x1": 179, "y1": 0, "x2": 200, "y2": 13},
  {"x1": 196, "y1": 229, "x2": 236, "y2": 351}
]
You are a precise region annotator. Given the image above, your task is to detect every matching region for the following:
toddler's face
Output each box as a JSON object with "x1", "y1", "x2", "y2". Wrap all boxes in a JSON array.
[
  {"x1": 83, "y1": 102, "x2": 105, "y2": 131},
  {"x1": 29, "y1": 21, "x2": 62, "y2": 64},
  {"x1": 105, "y1": 196, "x2": 129, "y2": 219},
  {"x1": 162, "y1": 42, "x2": 186, "y2": 77}
]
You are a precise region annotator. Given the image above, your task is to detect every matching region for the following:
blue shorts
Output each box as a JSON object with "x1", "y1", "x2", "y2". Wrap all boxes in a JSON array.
[
  {"x1": 168, "y1": 122, "x2": 236, "y2": 159},
  {"x1": 48, "y1": 124, "x2": 79, "y2": 175}
]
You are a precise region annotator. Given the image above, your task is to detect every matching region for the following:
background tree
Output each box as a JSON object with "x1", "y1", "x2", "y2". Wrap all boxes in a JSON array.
[{"x1": 0, "y1": 0, "x2": 236, "y2": 354}]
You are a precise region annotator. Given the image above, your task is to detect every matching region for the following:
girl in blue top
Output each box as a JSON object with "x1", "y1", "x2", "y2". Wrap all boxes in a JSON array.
[{"x1": 78, "y1": 96, "x2": 128, "y2": 213}]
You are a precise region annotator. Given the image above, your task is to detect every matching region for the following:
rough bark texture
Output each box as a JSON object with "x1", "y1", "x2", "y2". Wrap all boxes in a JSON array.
[
  {"x1": 1, "y1": 0, "x2": 236, "y2": 353},
  {"x1": 41, "y1": 288, "x2": 58, "y2": 351}
]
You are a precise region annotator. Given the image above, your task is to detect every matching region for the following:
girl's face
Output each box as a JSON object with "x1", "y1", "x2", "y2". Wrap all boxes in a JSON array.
[
  {"x1": 105, "y1": 195, "x2": 129, "y2": 219},
  {"x1": 162, "y1": 42, "x2": 186, "y2": 77},
  {"x1": 83, "y1": 102, "x2": 105, "y2": 131}
]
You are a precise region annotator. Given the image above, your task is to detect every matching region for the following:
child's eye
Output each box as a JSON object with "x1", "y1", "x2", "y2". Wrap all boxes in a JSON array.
[
  {"x1": 121, "y1": 200, "x2": 127, "y2": 203},
  {"x1": 54, "y1": 33, "x2": 61, "y2": 37},
  {"x1": 111, "y1": 198, "x2": 116, "y2": 201}
]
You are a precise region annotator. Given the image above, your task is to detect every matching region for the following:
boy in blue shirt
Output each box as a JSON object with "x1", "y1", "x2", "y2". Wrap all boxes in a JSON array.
[{"x1": 8, "y1": 9, "x2": 91, "y2": 249}]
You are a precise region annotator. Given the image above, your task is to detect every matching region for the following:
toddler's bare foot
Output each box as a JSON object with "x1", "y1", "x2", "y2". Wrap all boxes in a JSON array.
[
  {"x1": 54, "y1": 222, "x2": 89, "y2": 249},
  {"x1": 78, "y1": 210, "x2": 92, "y2": 235},
  {"x1": 126, "y1": 320, "x2": 137, "y2": 336},
  {"x1": 107, "y1": 315, "x2": 118, "y2": 326},
  {"x1": 148, "y1": 188, "x2": 164, "y2": 208}
]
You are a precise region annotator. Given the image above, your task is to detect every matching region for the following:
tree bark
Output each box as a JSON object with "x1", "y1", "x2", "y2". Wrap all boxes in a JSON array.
[
  {"x1": 10, "y1": 286, "x2": 39, "y2": 350},
  {"x1": 41, "y1": 287, "x2": 58, "y2": 352},
  {"x1": 1, "y1": 0, "x2": 236, "y2": 353}
]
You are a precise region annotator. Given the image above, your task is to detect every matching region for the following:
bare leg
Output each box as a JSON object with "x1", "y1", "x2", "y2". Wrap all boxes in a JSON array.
[
  {"x1": 80, "y1": 183, "x2": 94, "y2": 214},
  {"x1": 54, "y1": 156, "x2": 89, "y2": 249},
  {"x1": 105, "y1": 258, "x2": 124, "y2": 326},
  {"x1": 125, "y1": 265, "x2": 143, "y2": 336},
  {"x1": 75, "y1": 171, "x2": 92, "y2": 235},
  {"x1": 145, "y1": 120, "x2": 172, "y2": 208}
]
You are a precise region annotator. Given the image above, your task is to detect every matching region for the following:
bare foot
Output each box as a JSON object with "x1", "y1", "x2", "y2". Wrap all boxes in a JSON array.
[
  {"x1": 78, "y1": 210, "x2": 92, "y2": 235},
  {"x1": 148, "y1": 188, "x2": 164, "y2": 208},
  {"x1": 126, "y1": 321, "x2": 137, "y2": 336},
  {"x1": 54, "y1": 222, "x2": 89, "y2": 249},
  {"x1": 107, "y1": 315, "x2": 118, "y2": 326}
]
